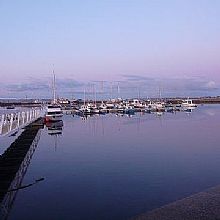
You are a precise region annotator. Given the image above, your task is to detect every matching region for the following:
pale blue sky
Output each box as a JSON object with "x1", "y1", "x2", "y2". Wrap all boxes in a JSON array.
[{"x1": 0, "y1": 0, "x2": 220, "y2": 98}]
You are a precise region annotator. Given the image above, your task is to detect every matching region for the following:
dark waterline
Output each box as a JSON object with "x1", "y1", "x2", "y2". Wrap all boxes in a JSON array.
[{"x1": 4, "y1": 105, "x2": 220, "y2": 220}]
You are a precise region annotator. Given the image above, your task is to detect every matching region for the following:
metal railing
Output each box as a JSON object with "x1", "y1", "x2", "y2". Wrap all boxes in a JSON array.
[{"x1": 0, "y1": 108, "x2": 44, "y2": 136}]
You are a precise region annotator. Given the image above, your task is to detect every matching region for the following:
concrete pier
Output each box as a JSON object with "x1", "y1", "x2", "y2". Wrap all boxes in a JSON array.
[{"x1": 132, "y1": 185, "x2": 220, "y2": 220}]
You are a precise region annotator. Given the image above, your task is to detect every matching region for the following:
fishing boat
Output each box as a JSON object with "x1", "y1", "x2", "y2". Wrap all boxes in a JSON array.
[{"x1": 45, "y1": 73, "x2": 63, "y2": 122}]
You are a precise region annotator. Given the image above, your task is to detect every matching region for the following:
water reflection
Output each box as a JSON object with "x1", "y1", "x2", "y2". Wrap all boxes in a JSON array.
[
  {"x1": 45, "y1": 120, "x2": 63, "y2": 136},
  {"x1": 182, "y1": 106, "x2": 196, "y2": 113},
  {"x1": 0, "y1": 123, "x2": 42, "y2": 220},
  {"x1": 45, "y1": 121, "x2": 63, "y2": 152}
]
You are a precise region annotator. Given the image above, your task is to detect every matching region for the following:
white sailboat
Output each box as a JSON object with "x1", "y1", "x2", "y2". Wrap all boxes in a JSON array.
[{"x1": 45, "y1": 73, "x2": 63, "y2": 122}]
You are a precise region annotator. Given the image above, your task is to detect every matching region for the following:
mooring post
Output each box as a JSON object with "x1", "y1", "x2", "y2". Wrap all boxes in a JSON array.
[
  {"x1": 17, "y1": 112, "x2": 20, "y2": 128},
  {"x1": 0, "y1": 114, "x2": 5, "y2": 135},
  {"x1": 9, "y1": 113, "x2": 14, "y2": 132},
  {"x1": 26, "y1": 111, "x2": 29, "y2": 123},
  {"x1": 30, "y1": 110, "x2": 32, "y2": 121},
  {"x1": 22, "y1": 112, "x2": 25, "y2": 124}
]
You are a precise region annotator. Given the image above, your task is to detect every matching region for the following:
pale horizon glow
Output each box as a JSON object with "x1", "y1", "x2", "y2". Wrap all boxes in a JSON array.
[{"x1": 0, "y1": 0, "x2": 220, "y2": 98}]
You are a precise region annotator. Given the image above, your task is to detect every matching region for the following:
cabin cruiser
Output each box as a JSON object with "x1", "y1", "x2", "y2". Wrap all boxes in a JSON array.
[
  {"x1": 106, "y1": 101, "x2": 115, "y2": 109},
  {"x1": 45, "y1": 104, "x2": 63, "y2": 122},
  {"x1": 181, "y1": 98, "x2": 197, "y2": 108},
  {"x1": 116, "y1": 103, "x2": 135, "y2": 114},
  {"x1": 79, "y1": 103, "x2": 100, "y2": 115},
  {"x1": 79, "y1": 104, "x2": 91, "y2": 115},
  {"x1": 124, "y1": 105, "x2": 135, "y2": 114},
  {"x1": 98, "y1": 102, "x2": 108, "y2": 114},
  {"x1": 154, "y1": 102, "x2": 165, "y2": 112},
  {"x1": 131, "y1": 99, "x2": 144, "y2": 109},
  {"x1": 99, "y1": 102, "x2": 108, "y2": 110},
  {"x1": 146, "y1": 101, "x2": 165, "y2": 112}
]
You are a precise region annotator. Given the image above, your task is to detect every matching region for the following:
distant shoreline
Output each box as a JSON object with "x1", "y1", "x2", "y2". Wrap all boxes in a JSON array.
[{"x1": 1, "y1": 96, "x2": 220, "y2": 107}]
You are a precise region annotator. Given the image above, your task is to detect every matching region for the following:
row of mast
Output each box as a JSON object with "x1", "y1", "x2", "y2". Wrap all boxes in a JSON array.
[{"x1": 51, "y1": 71, "x2": 162, "y2": 103}]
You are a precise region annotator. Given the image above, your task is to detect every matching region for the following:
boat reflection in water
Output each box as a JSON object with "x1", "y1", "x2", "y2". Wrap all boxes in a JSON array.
[
  {"x1": 183, "y1": 106, "x2": 196, "y2": 113},
  {"x1": 45, "y1": 120, "x2": 63, "y2": 136},
  {"x1": 45, "y1": 120, "x2": 63, "y2": 151}
]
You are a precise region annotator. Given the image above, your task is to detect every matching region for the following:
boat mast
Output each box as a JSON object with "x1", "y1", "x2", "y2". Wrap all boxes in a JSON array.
[
  {"x1": 138, "y1": 87, "x2": 140, "y2": 100},
  {"x1": 52, "y1": 70, "x2": 56, "y2": 104},
  {"x1": 83, "y1": 88, "x2": 86, "y2": 106},
  {"x1": 158, "y1": 85, "x2": 161, "y2": 102},
  {"x1": 101, "y1": 81, "x2": 104, "y2": 102},
  {"x1": 110, "y1": 82, "x2": 113, "y2": 101},
  {"x1": 94, "y1": 85, "x2": 97, "y2": 106},
  {"x1": 117, "y1": 82, "x2": 120, "y2": 99}
]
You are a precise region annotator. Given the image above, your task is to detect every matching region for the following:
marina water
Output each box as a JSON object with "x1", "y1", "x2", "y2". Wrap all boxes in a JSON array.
[{"x1": 2, "y1": 104, "x2": 220, "y2": 220}]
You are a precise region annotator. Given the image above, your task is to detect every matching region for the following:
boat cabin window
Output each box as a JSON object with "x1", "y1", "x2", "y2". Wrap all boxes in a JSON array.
[
  {"x1": 47, "y1": 112, "x2": 62, "y2": 115},
  {"x1": 48, "y1": 105, "x2": 60, "y2": 109}
]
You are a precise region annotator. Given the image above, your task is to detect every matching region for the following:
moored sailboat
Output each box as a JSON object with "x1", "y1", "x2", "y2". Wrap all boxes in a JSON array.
[{"x1": 45, "y1": 73, "x2": 63, "y2": 122}]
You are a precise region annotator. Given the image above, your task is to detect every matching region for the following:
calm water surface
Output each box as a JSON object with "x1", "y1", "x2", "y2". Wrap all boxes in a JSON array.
[{"x1": 4, "y1": 105, "x2": 220, "y2": 220}]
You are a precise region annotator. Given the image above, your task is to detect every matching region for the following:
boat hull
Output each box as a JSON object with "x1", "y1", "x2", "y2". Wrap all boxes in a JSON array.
[{"x1": 45, "y1": 114, "x2": 63, "y2": 122}]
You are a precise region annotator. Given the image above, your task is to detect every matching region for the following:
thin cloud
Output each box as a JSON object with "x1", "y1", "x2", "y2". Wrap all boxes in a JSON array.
[
  {"x1": 6, "y1": 83, "x2": 49, "y2": 92},
  {"x1": 1, "y1": 75, "x2": 220, "y2": 99},
  {"x1": 121, "y1": 74, "x2": 155, "y2": 82},
  {"x1": 56, "y1": 78, "x2": 84, "y2": 88},
  {"x1": 204, "y1": 81, "x2": 218, "y2": 89}
]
